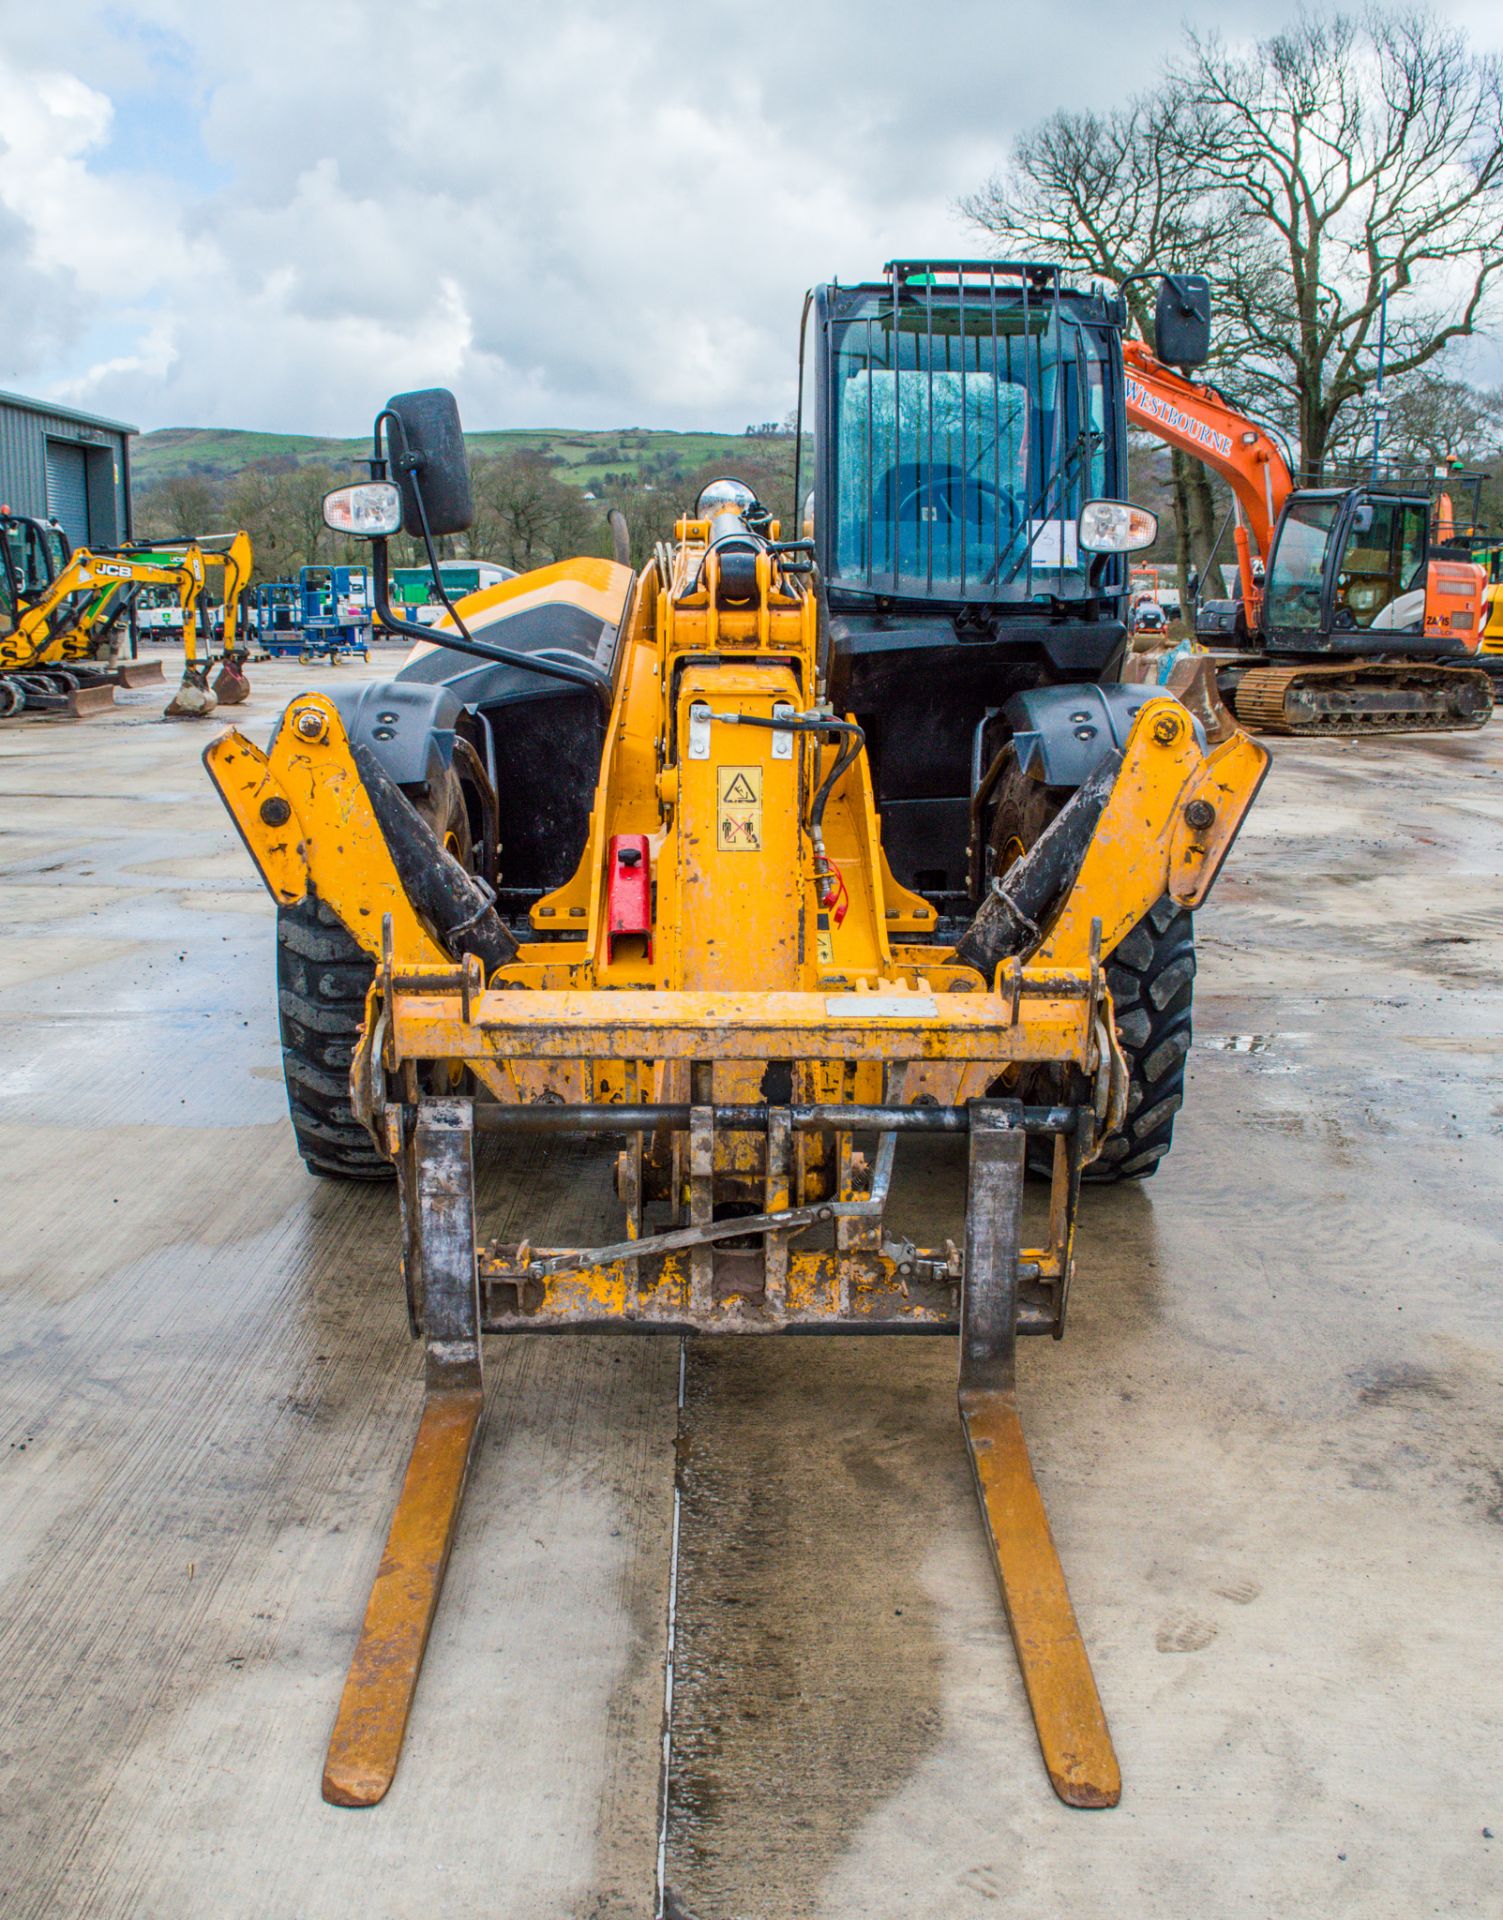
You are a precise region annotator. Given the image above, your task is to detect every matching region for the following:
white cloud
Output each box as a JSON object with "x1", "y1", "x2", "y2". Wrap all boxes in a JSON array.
[{"x1": 2, "y1": 0, "x2": 1500, "y2": 433}]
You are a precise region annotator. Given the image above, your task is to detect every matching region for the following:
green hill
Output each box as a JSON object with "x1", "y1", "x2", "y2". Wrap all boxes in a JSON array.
[{"x1": 132, "y1": 425, "x2": 781, "y2": 491}]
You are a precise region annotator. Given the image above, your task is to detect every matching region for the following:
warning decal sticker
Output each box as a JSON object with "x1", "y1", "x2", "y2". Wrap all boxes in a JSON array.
[{"x1": 717, "y1": 765, "x2": 763, "y2": 851}]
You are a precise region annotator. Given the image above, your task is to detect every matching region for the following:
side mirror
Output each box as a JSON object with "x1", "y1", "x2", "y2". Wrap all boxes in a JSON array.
[
  {"x1": 384, "y1": 388, "x2": 473, "y2": 537},
  {"x1": 1154, "y1": 275, "x2": 1212, "y2": 369}
]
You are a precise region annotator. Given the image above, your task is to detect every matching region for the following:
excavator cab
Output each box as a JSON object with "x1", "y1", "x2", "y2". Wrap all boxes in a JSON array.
[
  {"x1": 1233, "y1": 481, "x2": 1491, "y2": 733},
  {"x1": 1262, "y1": 485, "x2": 1485, "y2": 658},
  {"x1": 1263, "y1": 490, "x2": 1429, "y2": 643},
  {"x1": 0, "y1": 511, "x2": 69, "y2": 632}
]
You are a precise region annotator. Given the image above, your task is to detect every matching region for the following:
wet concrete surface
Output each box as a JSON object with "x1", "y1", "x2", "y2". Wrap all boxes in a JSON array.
[{"x1": 2, "y1": 663, "x2": 1501, "y2": 1916}]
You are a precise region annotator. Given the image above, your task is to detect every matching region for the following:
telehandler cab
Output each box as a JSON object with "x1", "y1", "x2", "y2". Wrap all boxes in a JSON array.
[{"x1": 207, "y1": 263, "x2": 1268, "y2": 1810}]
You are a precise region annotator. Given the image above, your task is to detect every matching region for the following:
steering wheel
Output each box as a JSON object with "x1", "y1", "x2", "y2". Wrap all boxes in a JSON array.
[{"x1": 893, "y1": 465, "x2": 1021, "y2": 550}]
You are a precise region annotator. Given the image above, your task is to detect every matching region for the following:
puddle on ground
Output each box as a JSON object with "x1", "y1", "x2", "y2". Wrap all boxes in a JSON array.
[
  {"x1": 1199, "y1": 1032, "x2": 1312, "y2": 1054},
  {"x1": 1198, "y1": 1032, "x2": 1310, "y2": 1072}
]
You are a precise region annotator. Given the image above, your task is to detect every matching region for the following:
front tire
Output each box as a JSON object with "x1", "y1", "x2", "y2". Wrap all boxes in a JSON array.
[
  {"x1": 273, "y1": 762, "x2": 477, "y2": 1182},
  {"x1": 276, "y1": 895, "x2": 391, "y2": 1181},
  {"x1": 1092, "y1": 896, "x2": 1194, "y2": 1182},
  {"x1": 982, "y1": 744, "x2": 1196, "y2": 1183}
]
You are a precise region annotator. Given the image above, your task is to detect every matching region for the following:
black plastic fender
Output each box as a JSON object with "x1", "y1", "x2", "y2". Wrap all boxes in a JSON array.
[
  {"x1": 277, "y1": 678, "x2": 464, "y2": 790},
  {"x1": 1004, "y1": 682, "x2": 1203, "y2": 790}
]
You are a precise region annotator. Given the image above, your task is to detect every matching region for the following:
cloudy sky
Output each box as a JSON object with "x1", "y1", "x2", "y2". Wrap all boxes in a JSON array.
[{"x1": 2, "y1": 0, "x2": 1500, "y2": 436}]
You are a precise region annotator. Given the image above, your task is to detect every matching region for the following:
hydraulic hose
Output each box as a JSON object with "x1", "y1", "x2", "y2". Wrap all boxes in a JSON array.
[
  {"x1": 351, "y1": 741, "x2": 518, "y2": 974},
  {"x1": 953, "y1": 750, "x2": 1122, "y2": 974}
]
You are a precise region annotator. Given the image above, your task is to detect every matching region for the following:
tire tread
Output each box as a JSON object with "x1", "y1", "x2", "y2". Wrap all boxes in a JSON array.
[
  {"x1": 276, "y1": 895, "x2": 392, "y2": 1181},
  {"x1": 1089, "y1": 899, "x2": 1195, "y2": 1184}
]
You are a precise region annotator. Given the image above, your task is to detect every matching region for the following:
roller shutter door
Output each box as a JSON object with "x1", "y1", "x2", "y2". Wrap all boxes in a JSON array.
[{"x1": 46, "y1": 441, "x2": 90, "y2": 548}]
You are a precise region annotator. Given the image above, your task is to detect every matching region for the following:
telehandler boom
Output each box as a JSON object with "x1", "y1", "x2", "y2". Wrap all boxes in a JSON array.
[{"x1": 207, "y1": 264, "x2": 1269, "y2": 1811}]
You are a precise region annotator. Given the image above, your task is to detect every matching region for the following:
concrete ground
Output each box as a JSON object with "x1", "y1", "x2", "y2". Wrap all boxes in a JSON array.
[{"x1": 1, "y1": 657, "x2": 1499, "y2": 1919}]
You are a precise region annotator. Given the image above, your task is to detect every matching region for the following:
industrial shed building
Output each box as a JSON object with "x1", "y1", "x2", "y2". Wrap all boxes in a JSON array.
[{"x1": 0, "y1": 390, "x2": 135, "y2": 552}]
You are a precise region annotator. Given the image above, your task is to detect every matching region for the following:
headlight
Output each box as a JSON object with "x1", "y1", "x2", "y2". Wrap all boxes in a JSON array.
[
  {"x1": 1078, "y1": 499, "x2": 1158, "y2": 554},
  {"x1": 323, "y1": 481, "x2": 403, "y2": 538}
]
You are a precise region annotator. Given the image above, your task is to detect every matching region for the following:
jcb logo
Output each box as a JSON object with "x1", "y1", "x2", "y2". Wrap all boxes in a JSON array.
[{"x1": 91, "y1": 562, "x2": 134, "y2": 579}]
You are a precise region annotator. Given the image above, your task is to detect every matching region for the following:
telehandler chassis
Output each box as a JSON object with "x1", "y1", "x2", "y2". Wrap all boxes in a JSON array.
[{"x1": 208, "y1": 551, "x2": 1265, "y2": 1815}]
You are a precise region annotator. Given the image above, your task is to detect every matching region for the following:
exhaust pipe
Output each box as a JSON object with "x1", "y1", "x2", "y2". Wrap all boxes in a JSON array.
[
  {"x1": 954, "y1": 751, "x2": 1121, "y2": 977},
  {"x1": 351, "y1": 742, "x2": 518, "y2": 974},
  {"x1": 608, "y1": 508, "x2": 631, "y2": 567}
]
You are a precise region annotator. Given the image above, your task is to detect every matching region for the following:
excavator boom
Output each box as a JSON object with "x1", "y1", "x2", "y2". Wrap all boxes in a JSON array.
[
  {"x1": 0, "y1": 517, "x2": 256, "y2": 720},
  {"x1": 1123, "y1": 339, "x2": 1290, "y2": 621}
]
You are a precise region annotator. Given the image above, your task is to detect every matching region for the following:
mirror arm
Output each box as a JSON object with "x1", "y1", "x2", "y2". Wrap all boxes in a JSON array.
[
  {"x1": 360, "y1": 400, "x2": 612, "y2": 715},
  {"x1": 371, "y1": 407, "x2": 405, "y2": 474},
  {"x1": 368, "y1": 536, "x2": 612, "y2": 715}
]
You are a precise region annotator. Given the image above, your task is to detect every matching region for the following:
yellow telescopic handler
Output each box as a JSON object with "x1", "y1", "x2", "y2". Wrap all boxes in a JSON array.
[{"x1": 206, "y1": 264, "x2": 1268, "y2": 1811}]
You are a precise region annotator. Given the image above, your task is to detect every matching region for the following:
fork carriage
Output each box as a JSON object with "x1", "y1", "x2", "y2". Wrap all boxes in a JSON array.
[{"x1": 209, "y1": 646, "x2": 1263, "y2": 1810}]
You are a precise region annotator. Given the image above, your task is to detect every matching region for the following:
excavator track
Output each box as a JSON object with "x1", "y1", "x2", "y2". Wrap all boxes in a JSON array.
[{"x1": 1233, "y1": 661, "x2": 1494, "y2": 737}]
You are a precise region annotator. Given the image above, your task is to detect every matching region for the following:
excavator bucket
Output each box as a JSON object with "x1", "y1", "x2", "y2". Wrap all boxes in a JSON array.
[
  {"x1": 211, "y1": 655, "x2": 252, "y2": 705},
  {"x1": 165, "y1": 663, "x2": 218, "y2": 719}
]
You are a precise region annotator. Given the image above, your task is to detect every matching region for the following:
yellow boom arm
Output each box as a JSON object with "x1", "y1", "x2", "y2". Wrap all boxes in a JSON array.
[{"x1": 3, "y1": 546, "x2": 206, "y2": 675}]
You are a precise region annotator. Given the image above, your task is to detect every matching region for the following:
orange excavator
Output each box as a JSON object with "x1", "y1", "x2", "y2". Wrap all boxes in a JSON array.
[{"x1": 1122, "y1": 278, "x2": 1493, "y2": 735}]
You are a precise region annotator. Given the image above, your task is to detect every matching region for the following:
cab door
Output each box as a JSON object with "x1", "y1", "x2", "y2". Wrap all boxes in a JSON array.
[
  {"x1": 1263, "y1": 490, "x2": 1432, "y2": 656},
  {"x1": 1326, "y1": 493, "x2": 1430, "y2": 646}
]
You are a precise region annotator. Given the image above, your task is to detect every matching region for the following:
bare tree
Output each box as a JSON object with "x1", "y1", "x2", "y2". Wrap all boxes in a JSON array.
[
  {"x1": 1178, "y1": 8, "x2": 1503, "y2": 476},
  {"x1": 962, "y1": 95, "x2": 1239, "y2": 612},
  {"x1": 143, "y1": 472, "x2": 220, "y2": 540},
  {"x1": 221, "y1": 467, "x2": 291, "y2": 580},
  {"x1": 964, "y1": 3, "x2": 1503, "y2": 614},
  {"x1": 469, "y1": 452, "x2": 598, "y2": 571},
  {"x1": 1360, "y1": 372, "x2": 1503, "y2": 468}
]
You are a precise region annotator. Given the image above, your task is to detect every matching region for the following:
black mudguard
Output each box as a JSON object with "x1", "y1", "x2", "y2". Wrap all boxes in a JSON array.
[
  {"x1": 1005, "y1": 682, "x2": 1202, "y2": 790},
  {"x1": 320, "y1": 678, "x2": 463, "y2": 789}
]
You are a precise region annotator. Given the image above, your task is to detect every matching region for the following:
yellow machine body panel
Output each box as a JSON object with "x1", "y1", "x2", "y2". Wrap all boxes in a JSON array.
[{"x1": 206, "y1": 458, "x2": 1271, "y2": 1819}]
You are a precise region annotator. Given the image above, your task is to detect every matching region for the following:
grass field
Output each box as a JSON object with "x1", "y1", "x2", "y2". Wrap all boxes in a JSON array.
[{"x1": 132, "y1": 424, "x2": 779, "y2": 489}]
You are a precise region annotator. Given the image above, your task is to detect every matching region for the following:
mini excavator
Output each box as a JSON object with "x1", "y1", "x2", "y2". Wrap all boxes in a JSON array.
[
  {"x1": 132, "y1": 531, "x2": 256, "y2": 714},
  {"x1": 0, "y1": 511, "x2": 253, "y2": 718},
  {"x1": 1123, "y1": 277, "x2": 1493, "y2": 735},
  {"x1": 207, "y1": 264, "x2": 1270, "y2": 1811}
]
